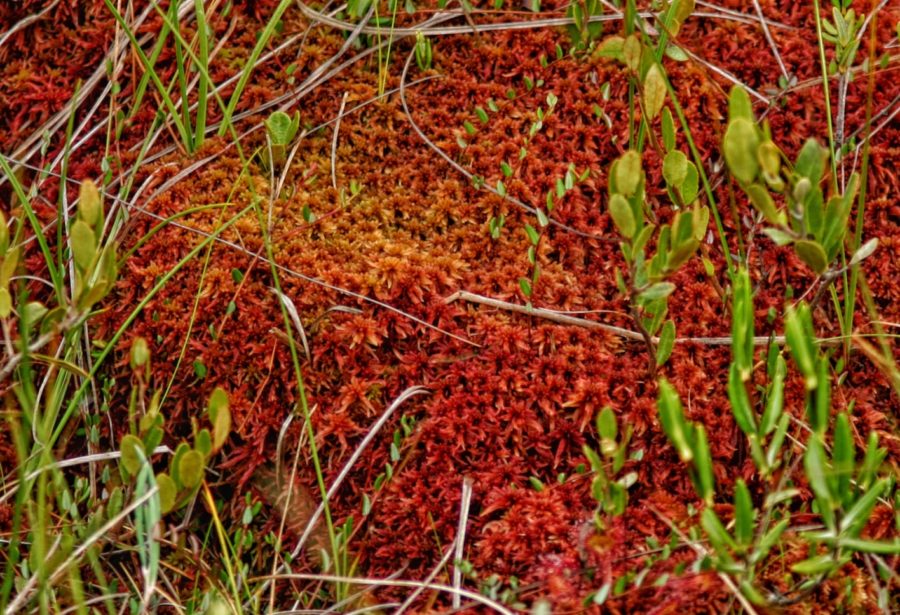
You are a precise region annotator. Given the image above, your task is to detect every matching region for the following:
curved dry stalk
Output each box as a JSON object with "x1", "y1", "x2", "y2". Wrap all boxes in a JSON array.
[
  {"x1": 290, "y1": 386, "x2": 429, "y2": 555},
  {"x1": 678, "y1": 45, "x2": 770, "y2": 103},
  {"x1": 395, "y1": 546, "x2": 455, "y2": 614},
  {"x1": 750, "y1": 0, "x2": 790, "y2": 82},
  {"x1": 444, "y1": 289, "x2": 858, "y2": 349},
  {"x1": 4, "y1": 487, "x2": 160, "y2": 615},
  {"x1": 695, "y1": 0, "x2": 796, "y2": 30},
  {"x1": 0, "y1": 0, "x2": 61, "y2": 47},
  {"x1": 250, "y1": 386, "x2": 430, "y2": 606},
  {"x1": 331, "y1": 92, "x2": 349, "y2": 191},
  {"x1": 451, "y1": 477, "x2": 474, "y2": 610},
  {"x1": 0, "y1": 446, "x2": 173, "y2": 505}
]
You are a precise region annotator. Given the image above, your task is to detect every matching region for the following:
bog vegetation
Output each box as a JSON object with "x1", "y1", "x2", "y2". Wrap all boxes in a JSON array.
[{"x1": 0, "y1": 0, "x2": 898, "y2": 613}]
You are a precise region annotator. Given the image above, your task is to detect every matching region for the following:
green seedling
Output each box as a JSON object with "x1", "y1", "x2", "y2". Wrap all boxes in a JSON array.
[
  {"x1": 415, "y1": 31, "x2": 432, "y2": 71},
  {"x1": 265, "y1": 110, "x2": 301, "y2": 166},
  {"x1": 583, "y1": 406, "x2": 636, "y2": 526},
  {"x1": 657, "y1": 289, "x2": 898, "y2": 607},
  {"x1": 607, "y1": 149, "x2": 708, "y2": 373},
  {"x1": 567, "y1": 0, "x2": 604, "y2": 50},
  {"x1": 723, "y1": 86, "x2": 877, "y2": 288},
  {"x1": 120, "y1": 338, "x2": 232, "y2": 513}
]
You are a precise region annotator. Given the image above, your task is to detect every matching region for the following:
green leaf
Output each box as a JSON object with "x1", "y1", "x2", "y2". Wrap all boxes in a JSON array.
[
  {"x1": 130, "y1": 337, "x2": 150, "y2": 370},
  {"x1": 739, "y1": 581, "x2": 767, "y2": 606},
  {"x1": 597, "y1": 406, "x2": 617, "y2": 440},
  {"x1": 156, "y1": 473, "x2": 177, "y2": 514},
  {"x1": 669, "y1": 0, "x2": 695, "y2": 38},
  {"x1": 656, "y1": 379, "x2": 693, "y2": 463},
  {"x1": 639, "y1": 282, "x2": 675, "y2": 302},
  {"x1": 734, "y1": 479, "x2": 754, "y2": 546},
  {"x1": 642, "y1": 64, "x2": 667, "y2": 120},
  {"x1": 762, "y1": 227, "x2": 795, "y2": 246},
  {"x1": 727, "y1": 85, "x2": 754, "y2": 122},
  {"x1": 754, "y1": 516, "x2": 789, "y2": 563},
  {"x1": 679, "y1": 162, "x2": 699, "y2": 204},
  {"x1": 524, "y1": 224, "x2": 540, "y2": 245},
  {"x1": 178, "y1": 449, "x2": 205, "y2": 489},
  {"x1": 760, "y1": 355, "x2": 786, "y2": 435},
  {"x1": 832, "y1": 413, "x2": 854, "y2": 507},
  {"x1": 849, "y1": 237, "x2": 878, "y2": 266},
  {"x1": 794, "y1": 138, "x2": 828, "y2": 185},
  {"x1": 120, "y1": 434, "x2": 145, "y2": 476},
  {"x1": 656, "y1": 320, "x2": 676, "y2": 367},
  {"x1": 857, "y1": 432, "x2": 886, "y2": 492},
  {"x1": 837, "y1": 537, "x2": 900, "y2": 555},
  {"x1": 757, "y1": 140, "x2": 782, "y2": 178},
  {"x1": 623, "y1": 34, "x2": 641, "y2": 71},
  {"x1": 804, "y1": 434, "x2": 835, "y2": 515},
  {"x1": 701, "y1": 507, "x2": 736, "y2": 551},
  {"x1": 594, "y1": 36, "x2": 625, "y2": 62},
  {"x1": 693, "y1": 425, "x2": 715, "y2": 504},
  {"x1": 0, "y1": 287, "x2": 11, "y2": 319},
  {"x1": 170, "y1": 442, "x2": 190, "y2": 489},
  {"x1": 195, "y1": 429, "x2": 213, "y2": 457},
  {"x1": 519, "y1": 277, "x2": 532, "y2": 297},
  {"x1": 0, "y1": 210, "x2": 8, "y2": 255},
  {"x1": 784, "y1": 304, "x2": 818, "y2": 389},
  {"x1": 78, "y1": 179, "x2": 103, "y2": 227},
  {"x1": 266, "y1": 111, "x2": 298, "y2": 146},
  {"x1": 723, "y1": 118, "x2": 760, "y2": 184},
  {"x1": 22, "y1": 301, "x2": 47, "y2": 326},
  {"x1": 193, "y1": 360, "x2": 207, "y2": 379},
  {"x1": 730, "y1": 267, "x2": 754, "y2": 379},
  {"x1": 661, "y1": 107, "x2": 676, "y2": 151},
  {"x1": 663, "y1": 150, "x2": 688, "y2": 189},
  {"x1": 791, "y1": 554, "x2": 837, "y2": 576},
  {"x1": 766, "y1": 413, "x2": 790, "y2": 469},
  {"x1": 614, "y1": 150, "x2": 642, "y2": 197},
  {"x1": 70, "y1": 220, "x2": 97, "y2": 272},
  {"x1": 794, "y1": 239, "x2": 828, "y2": 274},
  {"x1": 727, "y1": 363, "x2": 757, "y2": 436},
  {"x1": 841, "y1": 479, "x2": 886, "y2": 537},
  {"x1": 609, "y1": 193, "x2": 636, "y2": 238},
  {"x1": 745, "y1": 183, "x2": 782, "y2": 225},
  {"x1": 632, "y1": 224, "x2": 655, "y2": 256},
  {"x1": 664, "y1": 44, "x2": 689, "y2": 62},
  {"x1": 583, "y1": 444, "x2": 604, "y2": 473},
  {"x1": 822, "y1": 174, "x2": 857, "y2": 259}
]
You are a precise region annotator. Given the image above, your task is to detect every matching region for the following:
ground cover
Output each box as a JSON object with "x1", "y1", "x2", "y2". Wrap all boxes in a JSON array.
[{"x1": 1, "y1": 0, "x2": 899, "y2": 612}]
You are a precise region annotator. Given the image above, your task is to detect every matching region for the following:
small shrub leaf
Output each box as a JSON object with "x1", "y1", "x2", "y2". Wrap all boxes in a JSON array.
[
  {"x1": 178, "y1": 450, "x2": 205, "y2": 489},
  {"x1": 642, "y1": 64, "x2": 667, "y2": 120},
  {"x1": 794, "y1": 239, "x2": 828, "y2": 274},
  {"x1": 156, "y1": 473, "x2": 177, "y2": 514},
  {"x1": 656, "y1": 320, "x2": 676, "y2": 367},
  {"x1": 723, "y1": 118, "x2": 760, "y2": 184},
  {"x1": 120, "y1": 435, "x2": 145, "y2": 477},
  {"x1": 609, "y1": 194, "x2": 636, "y2": 238}
]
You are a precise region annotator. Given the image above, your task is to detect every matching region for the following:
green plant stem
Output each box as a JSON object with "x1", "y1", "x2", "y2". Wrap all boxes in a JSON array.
[
  {"x1": 194, "y1": 0, "x2": 210, "y2": 148},
  {"x1": 841, "y1": 2, "x2": 879, "y2": 360},
  {"x1": 658, "y1": 75, "x2": 734, "y2": 280},
  {"x1": 811, "y1": 0, "x2": 838, "y2": 186},
  {"x1": 218, "y1": 0, "x2": 293, "y2": 136}
]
